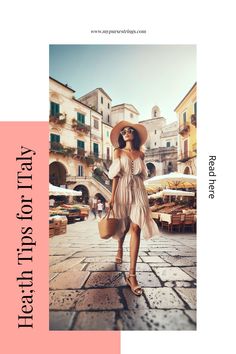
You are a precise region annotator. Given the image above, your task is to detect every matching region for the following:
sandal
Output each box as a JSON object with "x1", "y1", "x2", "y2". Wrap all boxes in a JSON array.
[
  {"x1": 126, "y1": 273, "x2": 143, "y2": 296},
  {"x1": 115, "y1": 249, "x2": 123, "y2": 264}
]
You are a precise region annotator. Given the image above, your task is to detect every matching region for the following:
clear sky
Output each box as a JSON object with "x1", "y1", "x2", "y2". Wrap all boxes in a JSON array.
[{"x1": 49, "y1": 45, "x2": 196, "y2": 123}]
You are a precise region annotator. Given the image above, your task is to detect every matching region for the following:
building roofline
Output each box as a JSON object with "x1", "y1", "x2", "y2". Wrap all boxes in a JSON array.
[
  {"x1": 102, "y1": 121, "x2": 113, "y2": 128},
  {"x1": 139, "y1": 117, "x2": 166, "y2": 123},
  {"x1": 111, "y1": 103, "x2": 140, "y2": 115},
  {"x1": 49, "y1": 76, "x2": 76, "y2": 93},
  {"x1": 79, "y1": 88, "x2": 112, "y2": 101},
  {"x1": 72, "y1": 97, "x2": 102, "y2": 115},
  {"x1": 174, "y1": 82, "x2": 197, "y2": 111}
]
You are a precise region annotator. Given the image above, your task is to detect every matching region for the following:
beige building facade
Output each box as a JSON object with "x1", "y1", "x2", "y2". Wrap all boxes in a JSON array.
[
  {"x1": 49, "y1": 77, "x2": 113, "y2": 204},
  {"x1": 140, "y1": 106, "x2": 178, "y2": 177}
]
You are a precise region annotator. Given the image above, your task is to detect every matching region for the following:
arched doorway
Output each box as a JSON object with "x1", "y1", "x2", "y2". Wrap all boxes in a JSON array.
[
  {"x1": 95, "y1": 193, "x2": 106, "y2": 203},
  {"x1": 74, "y1": 185, "x2": 89, "y2": 204},
  {"x1": 49, "y1": 161, "x2": 67, "y2": 186},
  {"x1": 167, "y1": 161, "x2": 173, "y2": 173},
  {"x1": 146, "y1": 162, "x2": 156, "y2": 177},
  {"x1": 184, "y1": 166, "x2": 190, "y2": 175}
]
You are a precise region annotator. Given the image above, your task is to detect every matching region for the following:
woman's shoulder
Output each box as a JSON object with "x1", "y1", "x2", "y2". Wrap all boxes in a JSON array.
[
  {"x1": 114, "y1": 147, "x2": 122, "y2": 158},
  {"x1": 138, "y1": 150, "x2": 145, "y2": 160}
]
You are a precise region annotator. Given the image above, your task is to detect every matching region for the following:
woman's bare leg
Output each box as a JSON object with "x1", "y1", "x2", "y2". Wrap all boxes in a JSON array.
[
  {"x1": 115, "y1": 223, "x2": 130, "y2": 262},
  {"x1": 129, "y1": 223, "x2": 141, "y2": 290}
]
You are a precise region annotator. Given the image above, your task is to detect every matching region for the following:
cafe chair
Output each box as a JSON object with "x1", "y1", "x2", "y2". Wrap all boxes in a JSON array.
[
  {"x1": 182, "y1": 214, "x2": 196, "y2": 232},
  {"x1": 170, "y1": 214, "x2": 182, "y2": 232}
]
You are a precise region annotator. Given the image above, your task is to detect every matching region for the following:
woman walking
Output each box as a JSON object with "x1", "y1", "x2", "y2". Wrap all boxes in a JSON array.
[{"x1": 108, "y1": 121, "x2": 159, "y2": 296}]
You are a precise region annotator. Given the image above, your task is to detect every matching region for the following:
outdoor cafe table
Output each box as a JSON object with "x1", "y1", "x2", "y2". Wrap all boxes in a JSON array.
[{"x1": 159, "y1": 212, "x2": 197, "y2": 224}]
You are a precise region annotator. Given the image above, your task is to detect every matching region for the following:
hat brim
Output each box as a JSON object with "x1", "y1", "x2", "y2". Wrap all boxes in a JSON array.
[{"x1": 110, "y1": 120, "x2": 148, "y2": 148}]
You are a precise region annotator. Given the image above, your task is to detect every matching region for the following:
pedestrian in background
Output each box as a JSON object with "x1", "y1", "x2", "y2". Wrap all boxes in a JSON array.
[
  {"x1": 91, "y1": 197, "x2": 97, "y2": 219},
  {"x1": 97, "y1": 200, "x2": 104, "y2": 218}
]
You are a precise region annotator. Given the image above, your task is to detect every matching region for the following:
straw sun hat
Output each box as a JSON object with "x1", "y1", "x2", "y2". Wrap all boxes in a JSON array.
[{"x1": 110, "y1": 120, "x2": 148, "y2": 148}]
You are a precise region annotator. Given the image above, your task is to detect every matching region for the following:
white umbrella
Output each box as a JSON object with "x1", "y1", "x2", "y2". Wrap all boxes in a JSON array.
[
  {"x1": 148, "y1": 189, "x2": 195, "y2": 199},
  {"x1": 49, "y1": 183, "x2": 82, "y2": 196},
  {"x1": 145, "y1": 172, "x2": 197, "y2": 191}
]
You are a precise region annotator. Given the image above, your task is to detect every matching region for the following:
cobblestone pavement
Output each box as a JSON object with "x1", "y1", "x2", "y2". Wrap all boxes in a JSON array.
[{"x1": 49, "y1": 215, "x2": 196, "y2": 331}]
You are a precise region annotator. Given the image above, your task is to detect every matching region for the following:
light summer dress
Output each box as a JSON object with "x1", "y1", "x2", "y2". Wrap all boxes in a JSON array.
[{"x1": 108, "y1": 152, "x2": 159, "y2": 240}]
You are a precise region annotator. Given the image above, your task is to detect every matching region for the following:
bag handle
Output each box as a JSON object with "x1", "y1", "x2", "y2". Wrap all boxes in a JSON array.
[{"x1": 101, "y1": 208, "x2": 115, "y2": 221}]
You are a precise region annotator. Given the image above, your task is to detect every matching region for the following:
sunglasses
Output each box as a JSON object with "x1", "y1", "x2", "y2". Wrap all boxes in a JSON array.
[{"x1": 120, "y1": 127, "x2": 134, "y2": 136}]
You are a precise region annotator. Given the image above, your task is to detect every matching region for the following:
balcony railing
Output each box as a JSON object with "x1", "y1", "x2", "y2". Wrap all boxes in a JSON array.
[
  {"x1": 50, "y1": 142, "x2": 76, "y2": 156},
  {"x1": 49, "y1": 113, "x2": 67, "y2": 124},
  {"x1": 179, "y1": 123, "x2": 190, "y2": 136},
  {"x1": 178, "y1": 151, "x2": 196, "y2": 162},
  {"x1": 191, "y1": 114, "x2": 197, "y2": 127},
  {"x1": 72, "y1": 119, "x2": 91, "y2": 134}
]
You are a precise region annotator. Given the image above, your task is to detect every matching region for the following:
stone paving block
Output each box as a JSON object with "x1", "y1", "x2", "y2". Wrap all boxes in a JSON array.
[
  {"x1": 84, "y1": 271, "x2": 126, "y2": 288},
  {"x1": 50, "y1": 290, "x2": 82, "y2": 310},
  {"x1": 49, "y1": 311, "x2": 76, "y2": 330},
  {"x1": 75, "y1": 288, "x2": 124, "y2": 310},
  {"x1": 49, "y1": 256, "x2": 68, "y2": 266},
  {"x1": 73, "y1": 311, "x2": 116, "y2": 330},
  {"x1": 140, "y1": 256, "x2": 165, "y2": 263},
  {"x1": 117, "y1": 263, "x2": 152, "y2": 272},
  {"x1": 49, "y1": 270, "x2": 90, "y2": 290},
  {"x1": 122, "y1": 288, "x2": 149, "y2": 310},
  {"x1": 175, "y1": 288, "x2": 196, "y2": 309},
  {"x1": 149, "y1": 262, "x2": 172, "y2": 268},
  {"x1": 164, "y1": 281, "x2": 193, "y2": 288},
  {"x1": 153, "y1": 267, "x2": 194, "y2": 281},
  {"x1": 161, "y1": 255, "x2": 196, "y2": 266},
  {"x1": 125, "y1": 272, "x2": 162, "y2": 288},
  {"x1": 49, "y1": 248, "x2": 78, "y2": 256},
  {"x1": 49, "y1": 273, "x2": 59, "y2": 281},
  {"x1": 166, "y1": 251, "x2": 196, "y2": 257},
  {"x1": 144, "y1": 288, "x2": 185, "y2": 309},
  {"x1": 83, "y1": 256, "x2": 142, "y2": 263},
  {"x1": 85, "y1": 263, "x2": 116, "y2": 271},
  {"x1": 181, "y1": 267, "x2": 197, "y2": 279},
  {"x1": 117, "y1": 309, "x2": 196, "y2": 330},
  {"x1": 50, "y1": 258, "x2": 85, "y2": 273},
  {"x1": 185, "y1": 310, "x2": 197, "y2": 324}
]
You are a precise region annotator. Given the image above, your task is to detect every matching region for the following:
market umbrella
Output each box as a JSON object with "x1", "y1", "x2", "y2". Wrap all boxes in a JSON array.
[
  {"x1": 49, "y1": 183, "x2": 82, "y2": 196},
  {"x1": 148, "y1": 189, "x2": 195, "y2": 199},
  {"x1": 145, "y1": 172, "x2": 197, "y2": 191}
]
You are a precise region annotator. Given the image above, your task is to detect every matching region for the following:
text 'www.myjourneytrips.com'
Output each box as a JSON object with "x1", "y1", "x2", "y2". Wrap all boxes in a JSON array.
[{"x1": 91, "y1": 29, "x2": 147, "y2": 34}]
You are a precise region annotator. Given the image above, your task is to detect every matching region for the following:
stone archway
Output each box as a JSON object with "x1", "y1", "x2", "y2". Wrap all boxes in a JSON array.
[
  {"x1": 146, "y1": 162, "x2": 156, "y2": 177},
  {"x1": 49, "y1": 161, "x2": 67, "y2": 186},
  {"x1": 95, "y1": 193, "x2": 106, "y2": 203},
  {"x1": 74, "y1": 185, "x2": 89, "y2": 204}
]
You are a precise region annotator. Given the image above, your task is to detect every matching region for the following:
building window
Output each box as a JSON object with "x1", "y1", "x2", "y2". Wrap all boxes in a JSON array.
[
  {"x1": 94, "y1": 119, "x2": 99, "y2": 129},
  {"x1": 155, "y1": 130, "x2": 157, "y2": 134},
  {"x1": 50, "y1": 133, "x2": 60, "y2": 143},
  {"x1": 130, "y1": 113, "x2": 133, "y2": 118},
  {"x1": 77, "y1": 113, "x2": 85, "y2": 124},
  {"x1": 78, "y1": 165, "x2": 84, "y2": 177},
  {"x1": 166, "y1": 141, "x2": 171, "y2": 148},
  {"x1": 106, "y1": 131, "x2": 109, "y2": 138},
  {"x1": 108, "y1": 102, "x2": 110, "y2": 109},
  {"x1": 183, "y1": 112, "x2": 187, "y2": 125},
  {"x1": 93, "y1": 143, "x2": 99, "y2": 157},
  {"x1": 101, "y1": 96, "x2": 103, "y2": 104},
  {"x1": 101, "y1": 111, "x2": 103, "y2": 116},
  {"x1": 50, "y1": 102, "x2": 60, "y2": 116},
  {"x1": 154, "y1": 142, "x2": 157, "y2": 146},
  {"x1": 77, "y1": 140, "x2": 85, "y2": 150},
  {"x1": 108, "y1": 114, "x2": 110, "y2": 122},
  {"x1": 194, "y1": 102, "x2": 197, "y2": 116},
  {"x1": 154, "y1": 111, "x2": 157, "y2": 117}
]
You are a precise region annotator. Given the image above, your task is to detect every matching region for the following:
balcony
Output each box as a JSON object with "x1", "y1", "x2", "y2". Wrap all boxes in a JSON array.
[
  {"x1": 179, "y1": 123, "x2": 190, "y2": 136},
  {"x1": 76, "y1": 147, "x2": 86, "y2": 158},
  {"x1": 50, "y1": 142, "x2": 76, "y2": 156},
  {"x1": 66, "y1": 176, "x2": 77, "y2": 184},
  {"x1": 191, "y1": 114, "x2": 196, "y2": 127},
  {"x1": 72, "y1": 119, "x2": 91, "y2": 134},
  {"x1": 49, "y1": 113, "x2": 67, "y2": 124},
  {"x1": 178, "y1": 151, "x2": 196, "y2": 162}
]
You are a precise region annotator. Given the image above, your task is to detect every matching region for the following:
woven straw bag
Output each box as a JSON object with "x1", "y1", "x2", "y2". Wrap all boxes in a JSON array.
[{"x1": 98, "y1": 209, "x2": 119, "y2": 239}]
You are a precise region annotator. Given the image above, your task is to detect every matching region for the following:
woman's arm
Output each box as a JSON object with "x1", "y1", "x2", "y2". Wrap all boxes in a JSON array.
[{"x1": 109, "y1": 148, "x2": 121, "y2": 208}]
